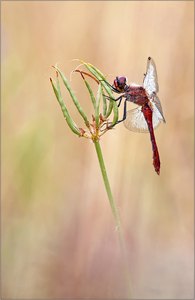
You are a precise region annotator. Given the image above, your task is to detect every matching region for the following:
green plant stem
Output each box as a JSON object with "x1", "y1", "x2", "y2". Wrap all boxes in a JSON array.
[
  {"x1": 94, "y1": 140, "x2": 121, "y2": 229},
  {"x1": 94, "y1": 140, "x2": 132, "y2": 298}
]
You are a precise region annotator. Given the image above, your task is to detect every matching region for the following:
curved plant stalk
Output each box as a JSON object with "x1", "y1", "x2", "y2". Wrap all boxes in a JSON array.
[
  {"x1": 54, "y1": 65, "x2": 90, "y2": 127},
  {"x1": 50, "y1": 75, "x2": 80, "y2": 136},
  {"x1": 95, "y1": 84, "x2": 102, "y2": 126},
  {"x1": 74, "y1": 70, "x2": 97, "y2": 109},
  {"x1": 102, "y1": 86, "x2": 108, "y2": 117}
]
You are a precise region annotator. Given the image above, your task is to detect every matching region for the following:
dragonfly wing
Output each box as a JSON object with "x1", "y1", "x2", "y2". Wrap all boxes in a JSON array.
[
  {"x1": 151, "y1": 94, "x2": 166, "y2": 123},
  {"x1": 124, "y1": 106, "x2": 162, "y2": 133},
  {"x1": 143, "y1": 57, "x2": 159, "y2": 95}
]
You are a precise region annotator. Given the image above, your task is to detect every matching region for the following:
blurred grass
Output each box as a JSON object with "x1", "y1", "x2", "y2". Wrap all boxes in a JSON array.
[{"x1": 2, "y1": 1, "x2": 194, "y2": 299}]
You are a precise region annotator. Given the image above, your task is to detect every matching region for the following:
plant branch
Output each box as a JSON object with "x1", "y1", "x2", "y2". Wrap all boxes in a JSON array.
[{"x1": 94, "y1": 140, "x2": 132, "y2": 297}]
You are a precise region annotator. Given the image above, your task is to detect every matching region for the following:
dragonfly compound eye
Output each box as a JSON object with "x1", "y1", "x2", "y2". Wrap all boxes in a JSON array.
[{"x1": 113, "y1": 76, "x2": 127, "y2": 91}]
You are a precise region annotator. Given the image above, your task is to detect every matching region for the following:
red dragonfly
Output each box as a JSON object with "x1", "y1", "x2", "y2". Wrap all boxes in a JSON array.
[{"x1": 105, "y1": 57, "x2": 166, "y2": 175}]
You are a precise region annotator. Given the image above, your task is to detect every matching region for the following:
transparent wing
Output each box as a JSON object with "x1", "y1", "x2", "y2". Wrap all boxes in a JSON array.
[
  {"x1": 151, "y1": 94, "x2": 166, "y2": 123},
  {"x1": 123, "y1": 106, "x2": 162, "y2": 133},
  {"x1": 143, "y1": 57, "x2": 159, "y2": 96}
]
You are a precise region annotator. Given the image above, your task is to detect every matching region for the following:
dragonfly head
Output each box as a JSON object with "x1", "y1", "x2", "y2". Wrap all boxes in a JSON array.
[{"x1": 113, "y1": 76, "x2": 128, "y2": 92}]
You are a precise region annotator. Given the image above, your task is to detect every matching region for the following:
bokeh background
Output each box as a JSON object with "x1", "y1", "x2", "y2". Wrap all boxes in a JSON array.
[{"x1": 2, "y1": 1, "x2": 194, "y2": 299}]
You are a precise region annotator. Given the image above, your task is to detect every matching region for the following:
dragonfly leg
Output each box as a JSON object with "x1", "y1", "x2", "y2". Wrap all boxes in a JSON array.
[
  {"x1": 103, "y1": 94, "x2": 123, "y2": 103},
  {"x1": 115, "y1": 99, "x2": 127, "y2": 124},
  {"x1": 103, "y1": 94, "x2": 115, "y2": 101},
  {"x1": 105, "y1": 98, "x2": 127, "y2": 129},
  {"x1": 117, "y1": 97, "x2": 123, "y2": 107}
]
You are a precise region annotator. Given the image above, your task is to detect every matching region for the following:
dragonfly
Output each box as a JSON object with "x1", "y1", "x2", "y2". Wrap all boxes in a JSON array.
[{"x1": 104, "y1": 57, "x2": 166, "y2": 175}]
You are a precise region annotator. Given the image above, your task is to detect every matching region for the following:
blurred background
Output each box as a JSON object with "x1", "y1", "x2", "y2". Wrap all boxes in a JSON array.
[{"x1": 2, "y1": 1, "x2": 194, "y2": 299}]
